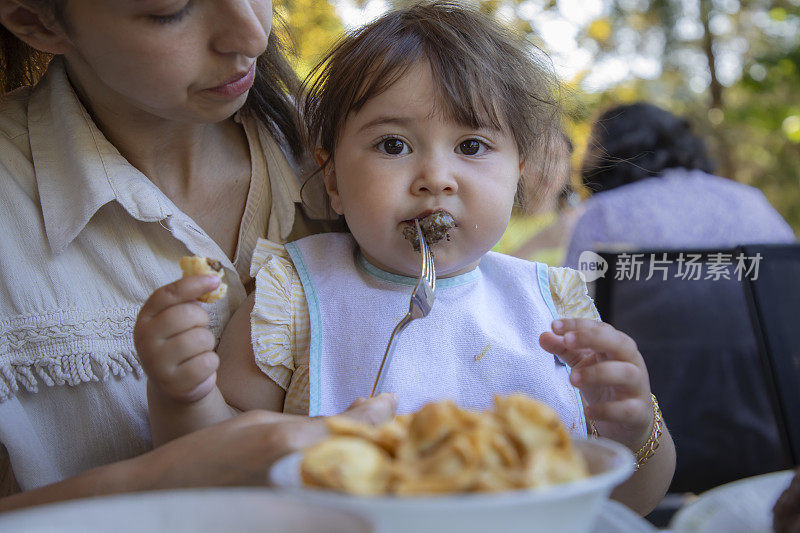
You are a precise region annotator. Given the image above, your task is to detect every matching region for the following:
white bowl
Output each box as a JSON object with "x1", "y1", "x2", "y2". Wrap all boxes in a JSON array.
[
  {"x1": 270, "y1": 437, "x2": 634, "y2": 533},
  {"x1": 0, "y1": 488, "x2": 375, "y2": 533}
]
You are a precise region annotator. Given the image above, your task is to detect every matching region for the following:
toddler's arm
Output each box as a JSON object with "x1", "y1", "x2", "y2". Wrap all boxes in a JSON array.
[
  {"x1": 216, "y1": 292, "x2": 287, "y2": 412},
  {"x1": 540, "y1": 318, "x2": 676, "y2": 515},
  {"x1": 134, "y1": 275, "x2": 237, "y2": 446}
]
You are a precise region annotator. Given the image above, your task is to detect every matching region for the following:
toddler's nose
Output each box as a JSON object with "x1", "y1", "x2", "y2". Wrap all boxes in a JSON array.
[{"x1": 412, "y1": 161, "x2": 458, "y2": 195}]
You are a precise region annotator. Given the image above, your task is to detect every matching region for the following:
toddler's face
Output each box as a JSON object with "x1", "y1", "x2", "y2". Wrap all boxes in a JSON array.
[
  {"x1": 322, "y1": 61, "x2": 522, "y2": 278},
  {"x1": 59, "y1": 0, "x2": 271, "y2": 124}
]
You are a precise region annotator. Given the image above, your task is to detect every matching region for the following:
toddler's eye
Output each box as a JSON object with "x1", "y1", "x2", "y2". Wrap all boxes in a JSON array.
[
  {"x1": 458, "y1": 139, "x2": 484, "y2": 156},
  {"x1": 379, "y1": 138, "x2": 409, "y2": 155}
]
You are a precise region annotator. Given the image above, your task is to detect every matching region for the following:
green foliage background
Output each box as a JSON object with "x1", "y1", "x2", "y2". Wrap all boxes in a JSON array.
[{"x1": 277, "y1": 0, "x2": 799, "y2": 259}]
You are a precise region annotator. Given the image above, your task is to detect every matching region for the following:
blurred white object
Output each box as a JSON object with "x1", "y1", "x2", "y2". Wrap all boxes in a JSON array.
[
  {"x1": 670, "y1": 469, "x2": 795, "y2": 533},
  {"x1": 0, "y1": 488, "x2": 374, "y2": 533},
  {"x1": 270, "y1": 437, "x2": 634, "y2": 533},
  {"x1": 591, "y1": 500, "x2": 659, "y2": 533}
]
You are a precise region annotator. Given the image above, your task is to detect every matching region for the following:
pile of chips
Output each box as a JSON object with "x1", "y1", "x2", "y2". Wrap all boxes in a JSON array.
[{"x1": 301, "y1": 394, "x2": 588, "y2": 496}]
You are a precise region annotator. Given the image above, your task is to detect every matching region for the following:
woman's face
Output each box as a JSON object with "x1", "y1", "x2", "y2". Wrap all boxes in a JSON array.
[{"x1": 59, "y1": 0, "x2": 271, "y2": 124}]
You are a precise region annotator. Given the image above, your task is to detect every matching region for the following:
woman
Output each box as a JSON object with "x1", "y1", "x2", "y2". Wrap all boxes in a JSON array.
[
  {"x1": 0, "y1": 0, "x2": 394, "y2": 510},
  {"x1": 564, "y1": 102, "x2": 795, "y2": 268}
]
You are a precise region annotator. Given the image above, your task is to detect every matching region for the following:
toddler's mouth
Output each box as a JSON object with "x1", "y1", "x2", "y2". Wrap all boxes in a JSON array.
[{"x1": 402, "y1": 211, "x2": 457, "y2": 252}]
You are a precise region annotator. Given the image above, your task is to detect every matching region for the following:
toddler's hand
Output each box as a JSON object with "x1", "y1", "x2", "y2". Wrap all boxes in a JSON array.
[
  {"x1": 134, "y1": 275, "x2": 222, "y2": 403},
  {"x1": 539, "y1": 318, "x2": 653, "y2": 452}
]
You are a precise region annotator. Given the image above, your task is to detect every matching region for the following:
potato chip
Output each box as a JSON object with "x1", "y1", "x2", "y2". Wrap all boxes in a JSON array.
[
  {"x1": 523, "y1": 446, "x2": 590, "y2": 488},
  {"x1": 326, "y1": 415, "x2": 409, "y2": 457},
  {"x1": 301, "y1": 436, "x2": 391, "y2": 496},
  {"x1": 407, "y1": 400, "x2": 461, "y2": 454},
  {"x1": 495, "y1": 394, "x2": 570, "y2": 453},
  {"x1": 302, "y1": 395, "x2": 588, "y2": 496}
]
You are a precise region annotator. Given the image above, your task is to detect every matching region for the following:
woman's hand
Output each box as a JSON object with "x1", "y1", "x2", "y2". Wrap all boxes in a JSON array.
[
  {"x1": 134, "y1": 275, "x2": 222, "y2": 403},
  {"x1": 0, "y1": 394, "x2": 398, "y2": 512},
  {"x1": 539, "y1": 318, "x2": 652, "y2": 451},
  {"x1": 149, "y1": 392, "x2": 398, "y2": 486}
]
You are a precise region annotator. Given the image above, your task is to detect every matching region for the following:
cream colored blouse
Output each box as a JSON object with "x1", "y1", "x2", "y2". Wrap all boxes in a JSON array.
[{"x1": 0, "y1": 58, "x2": 309, "y2": 490}]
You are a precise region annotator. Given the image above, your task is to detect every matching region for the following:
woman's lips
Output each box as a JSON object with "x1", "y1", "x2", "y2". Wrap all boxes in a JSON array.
[{"x1": 206, "y1": 64, "x2": 256, "y2": 98}]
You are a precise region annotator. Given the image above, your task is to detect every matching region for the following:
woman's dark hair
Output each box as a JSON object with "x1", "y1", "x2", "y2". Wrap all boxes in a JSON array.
[
  {"x1": 0, "y1": 28, "x2": 51, "y2": 92},
  {"x1": 581, "y1": 102, "x2": 716, "y2": 194},
  {"x1": 245, "y1": 32, "x2": 304, "y2": 160},
  {"x1": 0, "y1": 4, "x2": 304, "y2": 160},
  {"x1": 302, "y1": 0, "x2": 565, "y2": 210}
]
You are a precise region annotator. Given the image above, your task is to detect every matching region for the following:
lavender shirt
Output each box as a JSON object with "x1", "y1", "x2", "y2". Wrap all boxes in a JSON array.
[{"x1": 564, "y1": 168, "x2": 796, "y2": 268}]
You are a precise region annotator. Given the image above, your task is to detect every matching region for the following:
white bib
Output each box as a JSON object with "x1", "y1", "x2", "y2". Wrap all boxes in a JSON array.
[{"x1": 285, "y1": 233, "x2": 586, "y2": 435}]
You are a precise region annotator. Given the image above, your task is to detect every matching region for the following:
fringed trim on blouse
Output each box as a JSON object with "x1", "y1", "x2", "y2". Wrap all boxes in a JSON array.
[
  {"x1": 0, "y1": 350, "x2": 143, "y2": 402},
  {"x1": 0, "y1": 310, "x2": 143, "y2": 402}
]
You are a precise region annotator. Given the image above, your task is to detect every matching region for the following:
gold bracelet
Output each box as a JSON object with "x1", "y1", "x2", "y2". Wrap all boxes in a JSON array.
[{"x1": 633, "y1": 394, "x2": 663, "y2": 471}]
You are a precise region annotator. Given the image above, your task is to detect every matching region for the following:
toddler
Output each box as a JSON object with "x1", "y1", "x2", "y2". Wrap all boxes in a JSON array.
[{"x1": 134, "y1": 1, "x2": 674, "y2": 514}]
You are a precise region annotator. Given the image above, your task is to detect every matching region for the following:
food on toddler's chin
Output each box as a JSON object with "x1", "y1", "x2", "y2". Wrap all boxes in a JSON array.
[
  {"x1": 300, "y1": 395, "x2": 588, "y2": 496},
  {"x1": 773, "y1": 468, "x2": 800, "y2": 533},
  {"x1": 403, "y1": 211, "x2": 456, "y2": 251},
  {"x1": 179, "y1": 255, "x2": 228, "y2": 303}
]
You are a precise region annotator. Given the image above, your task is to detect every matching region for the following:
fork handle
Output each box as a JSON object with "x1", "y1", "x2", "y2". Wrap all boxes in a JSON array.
[{"x1": 369, "y1": 313, "x2": 411, "y2": 398}]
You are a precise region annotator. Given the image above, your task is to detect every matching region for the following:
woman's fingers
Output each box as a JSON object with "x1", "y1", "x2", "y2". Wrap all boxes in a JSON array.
[
  {"x1": 342, "y1": 393, "x2": 398, "y2": 425},
  {"x1": 150, "y1": 411, "x2": 329, "y2": 488}
]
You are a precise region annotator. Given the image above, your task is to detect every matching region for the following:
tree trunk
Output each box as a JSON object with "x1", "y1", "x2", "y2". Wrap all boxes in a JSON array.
[{"x1": 699, "y1": 0, "x2": 735, "y2": 179}]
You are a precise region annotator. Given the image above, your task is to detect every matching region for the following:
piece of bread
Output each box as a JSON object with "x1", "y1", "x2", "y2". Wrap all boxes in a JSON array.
[{"x1": 179, "y1": 255, "x2": 228, "y2": 303}]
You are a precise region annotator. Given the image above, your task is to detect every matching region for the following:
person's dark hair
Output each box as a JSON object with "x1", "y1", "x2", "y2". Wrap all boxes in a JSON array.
[
  {"x1": 302, "y1": 0, "x2": 565, "y2": 210},
  {"x1": 581, "y1": 102, "x2": 716, "y2": 194},
  {"x1": 1, "y1": 25, "x2": 52, "y2": 92},
  {"x1": 244, "y1": 32, "x2": 304, "y2": 161},
  {"x1": 0, "y1": 3, "x2": 304, "y2": 160}
]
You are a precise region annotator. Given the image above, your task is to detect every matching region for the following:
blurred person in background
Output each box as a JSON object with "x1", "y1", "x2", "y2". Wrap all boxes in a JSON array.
[
  {"x1": 563, "y1": 102, "x2": 797, "y2": 500},
  {"x1": 564, "y1": 102, "x2": 795, "y2": 269}
]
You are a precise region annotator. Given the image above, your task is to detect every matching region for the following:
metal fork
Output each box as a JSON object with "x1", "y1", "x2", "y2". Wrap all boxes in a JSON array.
[{"x1": 369, "y1": 219, "x2": 436, "y2": 397}]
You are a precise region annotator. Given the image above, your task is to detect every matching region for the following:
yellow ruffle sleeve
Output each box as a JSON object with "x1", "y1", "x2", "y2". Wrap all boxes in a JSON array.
[
  {"x1": 547, "y1": 267, "x2": 602, "y2": 321},
  {"x1": 250, "y1": 239, "x2": 310, "y2": 408}
]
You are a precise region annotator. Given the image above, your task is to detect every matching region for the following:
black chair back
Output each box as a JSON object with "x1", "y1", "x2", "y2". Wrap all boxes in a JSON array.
[
  {"x1": 594, "y1": 247, "x2": 792, "y2": 494},
  {"x1": 742, "y1": 243, "x2": 800, "y2": 466}
]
